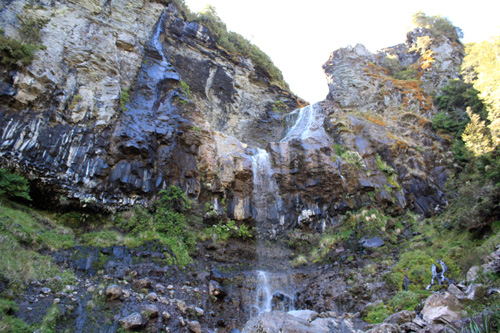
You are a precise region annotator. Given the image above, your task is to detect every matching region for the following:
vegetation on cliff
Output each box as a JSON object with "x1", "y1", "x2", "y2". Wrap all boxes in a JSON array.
[{"x1": 170, "y1": 0, "x2": 289, "y2": 89}]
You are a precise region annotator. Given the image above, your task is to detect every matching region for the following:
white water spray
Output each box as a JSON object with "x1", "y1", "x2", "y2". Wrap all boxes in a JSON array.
[
  {"x1": 252, "y1": 271, "x2": 295, "y2": 316},
  {"x1": 281, "y1": 103, "x2": 327, "y2": 142},
  {"x1": 251, "y1": 148, "x2": 283, "y2": 227}
]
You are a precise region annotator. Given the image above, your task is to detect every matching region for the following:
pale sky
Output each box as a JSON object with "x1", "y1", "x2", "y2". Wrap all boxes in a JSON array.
[{"x1": 184, "y1": 0, "x2": 500, "y2": 103}]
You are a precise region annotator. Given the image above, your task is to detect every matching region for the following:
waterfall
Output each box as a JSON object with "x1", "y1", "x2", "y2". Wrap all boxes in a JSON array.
[
  {"x1": 250, "y1": 149, "x2": 296, "y2": 316},
  {"x1": 281, "y1": 102, "x2": 327, "y2": 143},
  {"x1": 152, "y1": 12, "x2": 166, "y2": 60},
  {"x1": 251, "y1": 148, "x2": 283, "y2": 228},
  {"x1": 252, "y1": 271, "x2": 296, "y2": 316}
]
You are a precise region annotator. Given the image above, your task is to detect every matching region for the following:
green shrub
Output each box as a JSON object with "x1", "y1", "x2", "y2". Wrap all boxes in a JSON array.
[
  {"x1": 0, "y1": 298, "x2": 32, "y2": 332},
  {"x1": 238, "y1": 223, "x2": 253, "y2": 239},
  {"x1": 17, "y1": 14, "x2": 49, "y2": 44},
  {"x1": 412, "y1": 11, "x2": 462, "y2": 41},
  {"x1": 389, "y1": 291, "x2": 420, "y2": 311},
  {"x1": 332, "y1": 144, "x2": 366, "y2": 168},
  {"x1": 363, "y1": 302, "x2": 392, "y2": 324},
  {"x1": 376, "y1": 154, "x2": 395, "y2": 175},
  {"x1": 273, "y1": 100, "x2": 287, "y2": 113},
  {"x1": 179, "y1": 5, "x2": 288, "y2": 89},
  {"x1": 120, "y1": 88, "x2": 130, "y2": 111},
  {"x1": 202, "y1": 219, "x2": 253, "y2": 242},
  {"x1": 0, "y1": 34, "x2": 38, "y2": 66},
  {"x1": 393, "y1": 67, "x2": 418, "y2": 81},
  {"x1": 0, "y1": 168, "x2": 31, "y2": 201},
  {"x1": 180, "y1": 81, "x2": 191, "y2": 98}
]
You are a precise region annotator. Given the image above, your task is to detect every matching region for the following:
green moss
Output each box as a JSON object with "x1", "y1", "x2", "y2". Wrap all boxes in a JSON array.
[
  {"x1": 68, "y1": 94, "x2": 82, "y2": 109},
  {"x1": 363, "y1": 302, "x2": 392, "y2": 324},
  {"x1": 180, "y1": 81, "x2": 191, "y2": 98},
  {"x1": 0, "y1": 298, "x2": 33, "y2": 332},
  {"x1": 273, "y1": 100, "x2": 287, "y2": 113},
  {"x1": 389, "y1": 291, "x2": 420, "y2": 311},
  {"x1": 120, "y1": 88, "x2": 130, "y2": 111},
  {"x1": 39, "y1": 304, "x2": 63, "y2": 333},
  {"x1": 36, "y1": 231, "x2": 75, "y2": 250},
  {"x1": 0, "y1": 33, "x2": 39, "y2": 67},
  {"x1": 80, "y1": 230, "x2": 122, "y2": 248},
  {"x1": 0, "y1": 203, "x2": 75, "y2": 291}
]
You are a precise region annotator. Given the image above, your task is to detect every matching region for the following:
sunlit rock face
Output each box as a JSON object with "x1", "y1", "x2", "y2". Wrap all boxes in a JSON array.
[
  {"x1": 0, "y1": 1, "x2": 301, "y2": 210},
  {"x1": 0, "y1": 0, "x2": 459, "y2": 234}
]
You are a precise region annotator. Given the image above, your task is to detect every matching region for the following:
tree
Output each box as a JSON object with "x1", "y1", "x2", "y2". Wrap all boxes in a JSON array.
[
  {"x1": 411, "y1": 11, "x2": 463, "y2": 41},
  {"x1": 463, "y1": 36, "x2": 500, "y2": 146},
  {"x1": 0, "y1": 168, "x2": 31, "y2": 201},
  {"x1": 462, "y1": 108, "x2": 494, "y2": 156}
]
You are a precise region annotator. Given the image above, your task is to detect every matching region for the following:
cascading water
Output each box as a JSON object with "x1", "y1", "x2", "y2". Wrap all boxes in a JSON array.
[
  {"x1": 250, "y1": 149, "x2": 295, "y2": 316},
  {"x1": 281, "y1": 102, "x2": 326, "y2": 142},
  {"x1": 251, "y1": 148, "x2": 284, "y2": 231},
  {"x1": 249, "y1": 102, "x2": 330, "y2": 317},
  {"x1": 251, "y1": 271, "x2": 296, "y2": 316}
]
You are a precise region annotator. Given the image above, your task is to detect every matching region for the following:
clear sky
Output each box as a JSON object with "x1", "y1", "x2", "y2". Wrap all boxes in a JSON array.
[{"x1": 184, "y1": 0, "x2": 500, "y2": 103}]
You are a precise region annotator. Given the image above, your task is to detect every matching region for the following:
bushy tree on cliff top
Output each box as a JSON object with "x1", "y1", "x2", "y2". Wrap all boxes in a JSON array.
[{"x1": 411, "y1": 11, "x2": 463, "y2": 41}]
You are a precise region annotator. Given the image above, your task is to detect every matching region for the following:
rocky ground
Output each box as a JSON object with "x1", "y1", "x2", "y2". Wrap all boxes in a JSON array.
[{"x1": 1, "y1": 197, "x2": 499, "y2": 332}]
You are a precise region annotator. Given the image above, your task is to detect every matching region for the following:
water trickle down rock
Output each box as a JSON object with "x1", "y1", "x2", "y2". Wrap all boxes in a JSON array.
[
  {"x1": 109, "y1": 10, "x2": 194, "y2": 202},
  {"x1": 250, "y1": 148, "x2": 285, "y2": 238},
  {"x1": 270, "y1": 102, "x2": 337, "y2": 232},
  {"x1": 251, "y1": 271, "x2": 296, "y2": 317}
]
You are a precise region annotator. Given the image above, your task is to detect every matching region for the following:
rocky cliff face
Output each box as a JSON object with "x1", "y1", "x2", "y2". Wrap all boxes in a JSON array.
[
  {"x1": 0, "y1": 0, "x2": 301, "y2": 211},
  {"x1": 0, "y1": 0, "x2": 462, "y2": 235}
]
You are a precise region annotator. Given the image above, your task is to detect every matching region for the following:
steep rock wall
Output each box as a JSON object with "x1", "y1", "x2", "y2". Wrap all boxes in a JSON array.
[{"x1": 0, "y1": 0, "x2": 301, "y2": 210}]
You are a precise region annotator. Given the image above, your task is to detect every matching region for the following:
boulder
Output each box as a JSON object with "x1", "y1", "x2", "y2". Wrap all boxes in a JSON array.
[
  {"x1": 242, "y1": 311, "x2": 320, "y2": 333},
  {"x1": 141, "y1": 304, "x2": 159, "y2": 318},
  {"x1": 105, "y1": 284, "x2": 122, "y2": 301},
  {"x1": 146, "y1": 292, "x2": 158, "y2": 302},
  {"x1": 310, "y1": 317, "x2": 365, "y2": 332},
  {"x1": 365, "y1": 323, "x2": 401, "y2": 333},
  {"x1": 132, "y1": 278, "x2": 152, "y2": 290},
  {"x1": 482, "y1": 245, "x2": 500, "y2": 274},
  {"x1": 447, "y1": 284, "x2": 465, "y2": 300},
  {"x1": 161, "y1": 311, "x2": 171, "y2": 321},
  {"x1": 417, "y1": 324, "x2": 448, "y2": 332},
  {"x1": 287, "y1": 310, "x2": 318, "y2": 323},
  {"x1": 188, "y1": 320, "x2": 202, "y2": 333},
  {"x1": 383, "y1": 310, "x2": 415, "y2": 325},
  {"x1": 464, "y1": 284, "x2": 486, "y2": 301},
  {"x1": 119, "y1": 312, "x2": 144, "y2": 330},
  {"x1": 422, "y1": 292, "x2": 463, "y2": 325},
  {"x1": 466, "y1": 266, "x2": 480, "y2": 282},
  {"x1": 209, "y1": 280, "x2": 224, "y2": 297},
  {"x1": 177, "y1": 300, "x2": 187, "y2": 314},
  {"x1": 360, "y1": 237, "x2": 385, "y2": 249}
]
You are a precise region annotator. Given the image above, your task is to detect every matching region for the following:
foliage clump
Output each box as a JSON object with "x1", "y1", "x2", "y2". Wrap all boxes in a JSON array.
[
  {"x1": 116, "y1": 186, "x2": 196, "y2": 267},
  {"x1": 120, "y1": 88, "x2": 130, "y2": 111},
  {"x1": 0, "y1": 12, "x2": 48, "y2": 67},
  {"x1": 0, "y1": 168, "x2": 31, "y2": 201},
  {"x1": 412, "y1": 11, "x2": 463, "y2": 41},
  {"x1": 0, "y1": 33, "x2": 39, "y2": 67},
  {"x1": 170, "y1": 2, "x2": 288, "y2": 89}
]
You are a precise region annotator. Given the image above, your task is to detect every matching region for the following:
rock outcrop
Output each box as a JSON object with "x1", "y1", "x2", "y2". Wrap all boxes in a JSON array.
[
  {"x1": 0, "y1": 0, "x2": 301, "y2": 211},
  {"x1": 1, "y1": 0, "x2": 461, "y2": 233}
]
